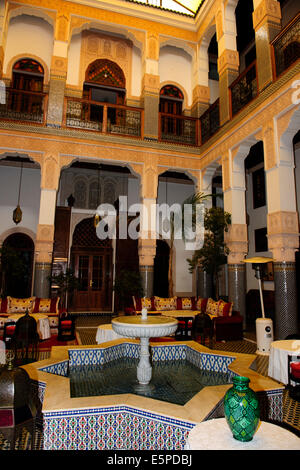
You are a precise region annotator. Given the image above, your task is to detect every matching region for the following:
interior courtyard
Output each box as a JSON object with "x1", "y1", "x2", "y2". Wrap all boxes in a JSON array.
[{"x1": 0, "y1": 0, "x2": 299, "y2": 451}]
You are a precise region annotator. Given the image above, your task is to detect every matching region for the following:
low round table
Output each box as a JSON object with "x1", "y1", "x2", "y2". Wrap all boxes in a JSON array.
[
  {"x1": 268, "y1": 339, "x2": 300, "y2": 385},
  {"x1": 7, "y1": 313, "x2": 51, "y2": 340},
  {"x1": 96, "y1": 324, "x2": 125, "y2": 344},
  {"x1": 186, "y1": 418, "x2": 300, "y2": 450}
]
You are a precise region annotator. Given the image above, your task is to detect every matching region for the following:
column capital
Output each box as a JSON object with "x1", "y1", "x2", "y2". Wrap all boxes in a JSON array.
[
  {"x1": 224, "y1": 224, "x2": 248, "y2": 264},
  {"x1": 141, "y1": 73, "x2": 160, "y2": 95},
  {"x1": 217, "y1": 49, "x2": 239, "y2": 76},
  {"x1": 267, "y1": 211, "x2": 299, "y2": 262},
  {"x1": 138, "y1": 238, "x2": 156, "y2": 266},
  {"x1": 252, "y1": 0, "x2": 281, "y2": 32},
  {"x1": 50, "y1": 55, "x2": 68, "y2": 79},
  {"x1": 35, "y1": 224, "x2": 55, "y2": 263}
]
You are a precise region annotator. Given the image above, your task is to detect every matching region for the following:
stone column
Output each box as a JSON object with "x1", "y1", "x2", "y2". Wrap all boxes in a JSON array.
[
  {"x1": 216, "y1": 3, "x2": 240, "y2": 125},
  {"x1": 141, "y1": 33, "x2": 160, "y2": 141},
  {"x1": 252, "y1": 0, "x2": 281, "y2": 91},
  {"x1": 0, "y1": 0, "x2": 8, "y2": 78},
  {"x1": 264, "y1": 121, "x2": 299, "y2": 339},
  {"x1": 268, "y1": 213, "x2": 299, "y2": 339},
  {"x1": 225, "y1": 226, "x2": 248, "y2": 329},
  {"x1": 135, "y1": 160, "x2": 158, "y2": 297},
  {"x1": 191, "y1": 38, "x2": 210, "y2": 118},
  {"x1": 223, "y1": 151, "x2": 248, "y2": 328},
  {"x1": 33, "y1": 154, "x2": 60, "y2": 297},
  {"x1": 46, "y1": 14, "x2": 70, "y2": 127}
]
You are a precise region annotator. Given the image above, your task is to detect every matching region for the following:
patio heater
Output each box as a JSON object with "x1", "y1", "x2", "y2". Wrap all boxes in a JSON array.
[{"x1": 243, "y1": 256, "x2": 274, "y2": 355}]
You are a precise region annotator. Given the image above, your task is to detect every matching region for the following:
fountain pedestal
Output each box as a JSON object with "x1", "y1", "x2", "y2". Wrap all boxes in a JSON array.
[{"x1": 111, "y1": 313, "x2": 178, "y2": 387}]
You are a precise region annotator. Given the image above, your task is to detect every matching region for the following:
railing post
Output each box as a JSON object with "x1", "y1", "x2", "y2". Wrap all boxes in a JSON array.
[{"x1": 102, "y1": 104, "x2": 108, "y2": 133}]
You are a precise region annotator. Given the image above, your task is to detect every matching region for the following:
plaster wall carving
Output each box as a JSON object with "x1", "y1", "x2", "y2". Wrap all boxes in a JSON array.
[
  {"x1": 252, "y1": 0, "x2": 281, "y2": 32},
  {"x1": 79, "y1": 30, "x2": 132, "y2": 99},
  {"x1": 35, "y1": 223, "x2": 55, "y2": 262}
]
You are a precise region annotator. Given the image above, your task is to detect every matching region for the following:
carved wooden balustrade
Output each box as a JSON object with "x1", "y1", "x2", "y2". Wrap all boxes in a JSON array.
[
  {"x1": 0, "y1": 88, "x2": 48, "y2": 124},
  {"x1": 199, "y1": 99, "x2": 220, "y2": 144},
  {"x1": 158, "y1": 112, "x2": 200, "y2": 146},
  {"x1": 229, "y1": 61, "x2": 258, "y2": 117},
  {"x1": 63, "y1": 97, "x2": 144, "y2": 138},
  {"x1": 271, "y1": 13, "x2": 300, "y2": 79}
]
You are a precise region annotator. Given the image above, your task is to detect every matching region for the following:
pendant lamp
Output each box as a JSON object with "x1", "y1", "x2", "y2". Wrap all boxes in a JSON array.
[{"x1": 13, "y1": 162, "x2": 23, "y2": 225}]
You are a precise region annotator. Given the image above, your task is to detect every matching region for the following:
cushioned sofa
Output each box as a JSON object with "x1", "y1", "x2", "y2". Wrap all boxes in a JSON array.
[
  {"x1": 130, "y1": 295, "x2": 243, "y2": 342},
  {"x1": 0, "y1": 296, "x2": 61, "y2": 334}
]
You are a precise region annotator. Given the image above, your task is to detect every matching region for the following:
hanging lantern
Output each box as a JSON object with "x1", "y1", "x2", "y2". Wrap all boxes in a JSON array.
[
  {"x1": 13, "y1": 205, "x2": 22, "y2": 225},
  {"x1": 13, "y1": 162, "x2": 23, "y2": 225}
]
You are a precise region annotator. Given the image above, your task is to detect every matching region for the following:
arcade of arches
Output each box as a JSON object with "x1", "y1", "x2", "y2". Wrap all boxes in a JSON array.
[{"x1": 0, "y1": 0, "x2": 299, "y2": 341}]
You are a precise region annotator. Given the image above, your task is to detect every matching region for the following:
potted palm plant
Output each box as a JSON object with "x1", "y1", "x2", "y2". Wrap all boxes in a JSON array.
[{"x1": 187, "y1": 206, "x2": 231, "y2": 300}]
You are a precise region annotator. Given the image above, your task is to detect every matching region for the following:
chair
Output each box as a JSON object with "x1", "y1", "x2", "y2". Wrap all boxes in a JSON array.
[
  {"x1": 12, "y1": 312, "x2": 39, "y2": 364},
  {"x1": 3, "y1": 321, "x2": 16, "y2": 348},
  {"x1": 287, "y1": 355, "x2": 300, "y2": 401},
  {"x1": 57, "y1": 311, "x2": 75, "y2": 341},
  {"x1": 175, "y1": 317, "x2": 194, "y2": 340},
  {"x1": 192, "y1": 313, "x2": 213, "y2": 347}
]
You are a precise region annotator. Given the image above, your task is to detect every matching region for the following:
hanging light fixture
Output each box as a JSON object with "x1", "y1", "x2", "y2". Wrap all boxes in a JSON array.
[
  {"x1": 94, "y1": 164, "x2": 101, "y2": 228},
  {"x1": 13, "y1": 161, "x2": 23, "y2": 225}
]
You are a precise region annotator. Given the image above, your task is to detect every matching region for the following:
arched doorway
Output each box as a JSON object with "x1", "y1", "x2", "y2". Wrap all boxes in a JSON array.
[
  {"x1": 83, "y1": 59, "x2": 126, "y2": 126},
  {"x1": 1, "y1": 233, "x2": 34, "y2": 298},
  {"x1": 159, "y1": 85, "x2": 184, "y2": 137},
  {"x1": 10, "y1": 58, "x2": 44, "y2": 117},
  {"x1": 71, "y1": 217, "x2": 113, "y2": 311},
  {"x1": 153, "y1": 240, "x2": 170, "y2": 298}
]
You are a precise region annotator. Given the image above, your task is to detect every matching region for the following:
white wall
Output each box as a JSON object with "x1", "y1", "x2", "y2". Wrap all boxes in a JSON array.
[
  {"x1": 4, "y1": 15, "x2": 53, "y2": 77},
  {"x1": 67, "y1": 33, "x2": 82, "y2": 87},
  {"x1": 0, "y1": 166, "x2": 41, "y2": 239},
  {"x1": 159, "y1": 45, "x2": 192, "y2": 108},
  {"x1": 245, "y1": 168, "x2": 274, "y2": 292}
]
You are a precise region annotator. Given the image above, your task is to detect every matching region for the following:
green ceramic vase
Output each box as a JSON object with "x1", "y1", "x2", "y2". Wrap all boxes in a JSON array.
[{"x1": 224, "y1": 375, "x2": 260, "y2": 442}]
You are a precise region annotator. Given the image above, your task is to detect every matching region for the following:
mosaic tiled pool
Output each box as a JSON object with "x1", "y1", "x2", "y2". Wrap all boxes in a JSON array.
[{"x1": 69, "y1": 357, "x2": 231, "y2": 405}]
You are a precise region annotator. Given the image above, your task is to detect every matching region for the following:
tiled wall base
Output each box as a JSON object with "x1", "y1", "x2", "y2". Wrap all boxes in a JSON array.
[
  {"x1": 38, "y1": 343, "x2": 284, "y2": 450},
  {"x1": 43, "y1": 406, "x2": 193, "y2": 450}
]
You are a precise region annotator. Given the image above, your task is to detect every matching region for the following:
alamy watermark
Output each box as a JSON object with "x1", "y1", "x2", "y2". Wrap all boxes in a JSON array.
[
  {"x1": 95, "y1": 196, "x2": 205, "y2": 250},
  {"x1": 0, "y1": 80, "x2": 5, "y2": 105}
]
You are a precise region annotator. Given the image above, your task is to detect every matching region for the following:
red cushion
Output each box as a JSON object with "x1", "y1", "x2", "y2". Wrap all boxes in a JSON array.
[
  {"x1": 0, "y1": 298, "x2": 8, "y2": 314},
  {"x1": 61, "y1": 320, "x2": 72, "y2": 327},
  {"x1": 5, "y1": 325, "x2": 15, "y2": 335},
  {"x1": 178, "y1": 319, "x2": 193, "y2": 328},
  {"x1": 291, "y1": 362, "x2": 300, "y2": 380},
  {"x1": 201, "y1": 298, "x2": 208, "y2": 313}
]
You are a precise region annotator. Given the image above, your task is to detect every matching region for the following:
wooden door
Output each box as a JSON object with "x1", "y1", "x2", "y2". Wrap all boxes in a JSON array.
[{"x1": 72, "y1": 251, "x2": 112, "y2": 311}]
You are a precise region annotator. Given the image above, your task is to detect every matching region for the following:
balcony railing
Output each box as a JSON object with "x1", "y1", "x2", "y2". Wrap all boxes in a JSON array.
[
  {"x1": 271, "y1": 13, "x2": 300, "y2": 79},
  {"x1": 158, "y1": 113, "x2": 199, "y2": 146},
  {"x1": 0, "y1": 88, "x2": 47, "y2": 123},
  {"x1": 230, "y1": 61, "x2": 258, "y2": 117},
  {"x1": 200, "y1": 99, "x2": 220, "y2": 144},
  {"x1": 63, "y1": 97, "x2": 144, "y2": 138}
]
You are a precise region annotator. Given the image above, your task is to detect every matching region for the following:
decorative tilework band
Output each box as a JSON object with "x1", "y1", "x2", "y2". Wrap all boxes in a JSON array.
[
  {"x1": 228, "y1": 264, "x2": 246, "y2": 329},
  {"x1": 273, "y1": 262, "x2": 298, "y2": 340}
]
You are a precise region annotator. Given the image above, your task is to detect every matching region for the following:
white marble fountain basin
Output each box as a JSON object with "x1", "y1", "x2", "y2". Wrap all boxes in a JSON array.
[
  {"x1": 112, "y1": 315, "x2": 178, "y2": 386},
  {"x1": 111, "y1": 315, "x2": 178, "y2": 338}
]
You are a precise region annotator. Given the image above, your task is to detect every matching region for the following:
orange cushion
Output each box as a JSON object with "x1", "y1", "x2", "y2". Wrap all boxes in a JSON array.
[{"x1": 7, "y1": 296, "x2": 35, "y2": 314}]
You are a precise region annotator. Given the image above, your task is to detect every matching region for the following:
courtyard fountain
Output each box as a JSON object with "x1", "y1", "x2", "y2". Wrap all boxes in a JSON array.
[{"x1": 111, "y1": 308, "x2": 178, "y2": 389}]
